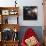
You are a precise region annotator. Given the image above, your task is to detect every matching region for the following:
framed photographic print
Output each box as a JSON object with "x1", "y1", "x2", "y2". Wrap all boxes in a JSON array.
[
  {"x1": 2, "y1": 10, "x2": 9, "y2": 15},
  {"x1": 23, "y1": 6, "x2": 37, "y2": 20}
]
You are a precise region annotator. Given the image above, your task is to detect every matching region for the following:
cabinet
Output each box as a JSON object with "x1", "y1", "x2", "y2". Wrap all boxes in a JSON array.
[{"x1": 0, "y1": 7, "x2": 20, "y2": 46}]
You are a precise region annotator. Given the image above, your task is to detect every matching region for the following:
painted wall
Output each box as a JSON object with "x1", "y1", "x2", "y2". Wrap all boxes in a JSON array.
[
  {"x1": 17, "y1": 0, "x2": 44, "y2": 26},
  {"x1": 0, "y1": 0, "x2": 15, "y2": 7},
  {"x1": 0, "y1": 0, "x2": 44, "y2": 26},
  {"x1": 18, "y1": 26, "x2": 44, "y2": 44}
]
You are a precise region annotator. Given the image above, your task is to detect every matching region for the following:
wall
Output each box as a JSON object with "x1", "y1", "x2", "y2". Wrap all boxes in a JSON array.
[
  {"x1": 0, "y1": 0, "x2": 15, "y2": 7},
  {"x1": 18, "y1": 26, "x2": 44, "y2": 44},
  {"x1": 18, "y1": 0, "x2": 44, "y2": 26},
  {"x1": 0, "y1": 0, "x2": 44, "y2": 26}
]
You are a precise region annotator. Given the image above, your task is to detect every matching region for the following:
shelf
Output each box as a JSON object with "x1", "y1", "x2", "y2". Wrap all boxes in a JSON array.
[
  {"x1": 2, "y1": 40, "x2": 19, "y2": 43},
  {"x1": 2, "y1": 41, "x2": 19, "y2": 46},
  {"x1": 0, "y1": 7, "x2": 19, "y2": 46},
  {"x1": 0, "y1": 24, "x2": 20, "y2": 32},
  {"x1": 0, "y1": 7, "x2": 19, "y2": 10},
  {"x1": 0, "y1": 40, "x2": 19, "y2": 46},
  {"x1": 0, "y1": 7, "x2": 19, "y2": 16},
  {"x1": 0, "y1": 7, "x2": 19, "y2": 24}
]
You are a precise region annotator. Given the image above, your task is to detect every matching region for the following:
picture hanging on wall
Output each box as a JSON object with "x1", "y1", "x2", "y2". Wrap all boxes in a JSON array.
[{"x1": 23, "y1": 6, "x2": 37, "y2": 20}]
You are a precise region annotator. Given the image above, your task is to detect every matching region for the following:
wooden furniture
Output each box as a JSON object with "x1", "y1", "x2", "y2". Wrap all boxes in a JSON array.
[
  {"x1": 2, "y1": 41, "x2": 19, "y2": 46},
  {"x1": 0, "y1": 7, "x2": 19, "y2": 46},
  {"x1": 0, "y1": 7, "x2": 19, "y2": 24}
]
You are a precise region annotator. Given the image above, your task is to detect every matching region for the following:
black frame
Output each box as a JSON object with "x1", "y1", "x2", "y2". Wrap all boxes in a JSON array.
[{"x1": 23, "y1": 6, "x2": 37, "y2": 20}]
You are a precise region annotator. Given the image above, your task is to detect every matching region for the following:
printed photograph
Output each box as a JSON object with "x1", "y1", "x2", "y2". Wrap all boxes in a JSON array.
[{"x1": 23, "y1": 6, "x2": 37, "y2": 20}]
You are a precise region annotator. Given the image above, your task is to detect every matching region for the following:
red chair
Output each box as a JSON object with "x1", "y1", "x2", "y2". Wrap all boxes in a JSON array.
[{"x1": 21, "y1": 28, "x2": 41, "y2": 46}]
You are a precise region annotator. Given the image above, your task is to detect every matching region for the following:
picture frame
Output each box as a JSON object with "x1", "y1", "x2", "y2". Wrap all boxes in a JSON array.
[
  {"x1": 2, "y1": 10, "x2": 9, "y2": 15},
  {"x1": 23, "y1": 6, "x2": 37, "y2": 20},
  {"x1": 9, "y1": 10, "x2": 18, "y2": 15}
]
